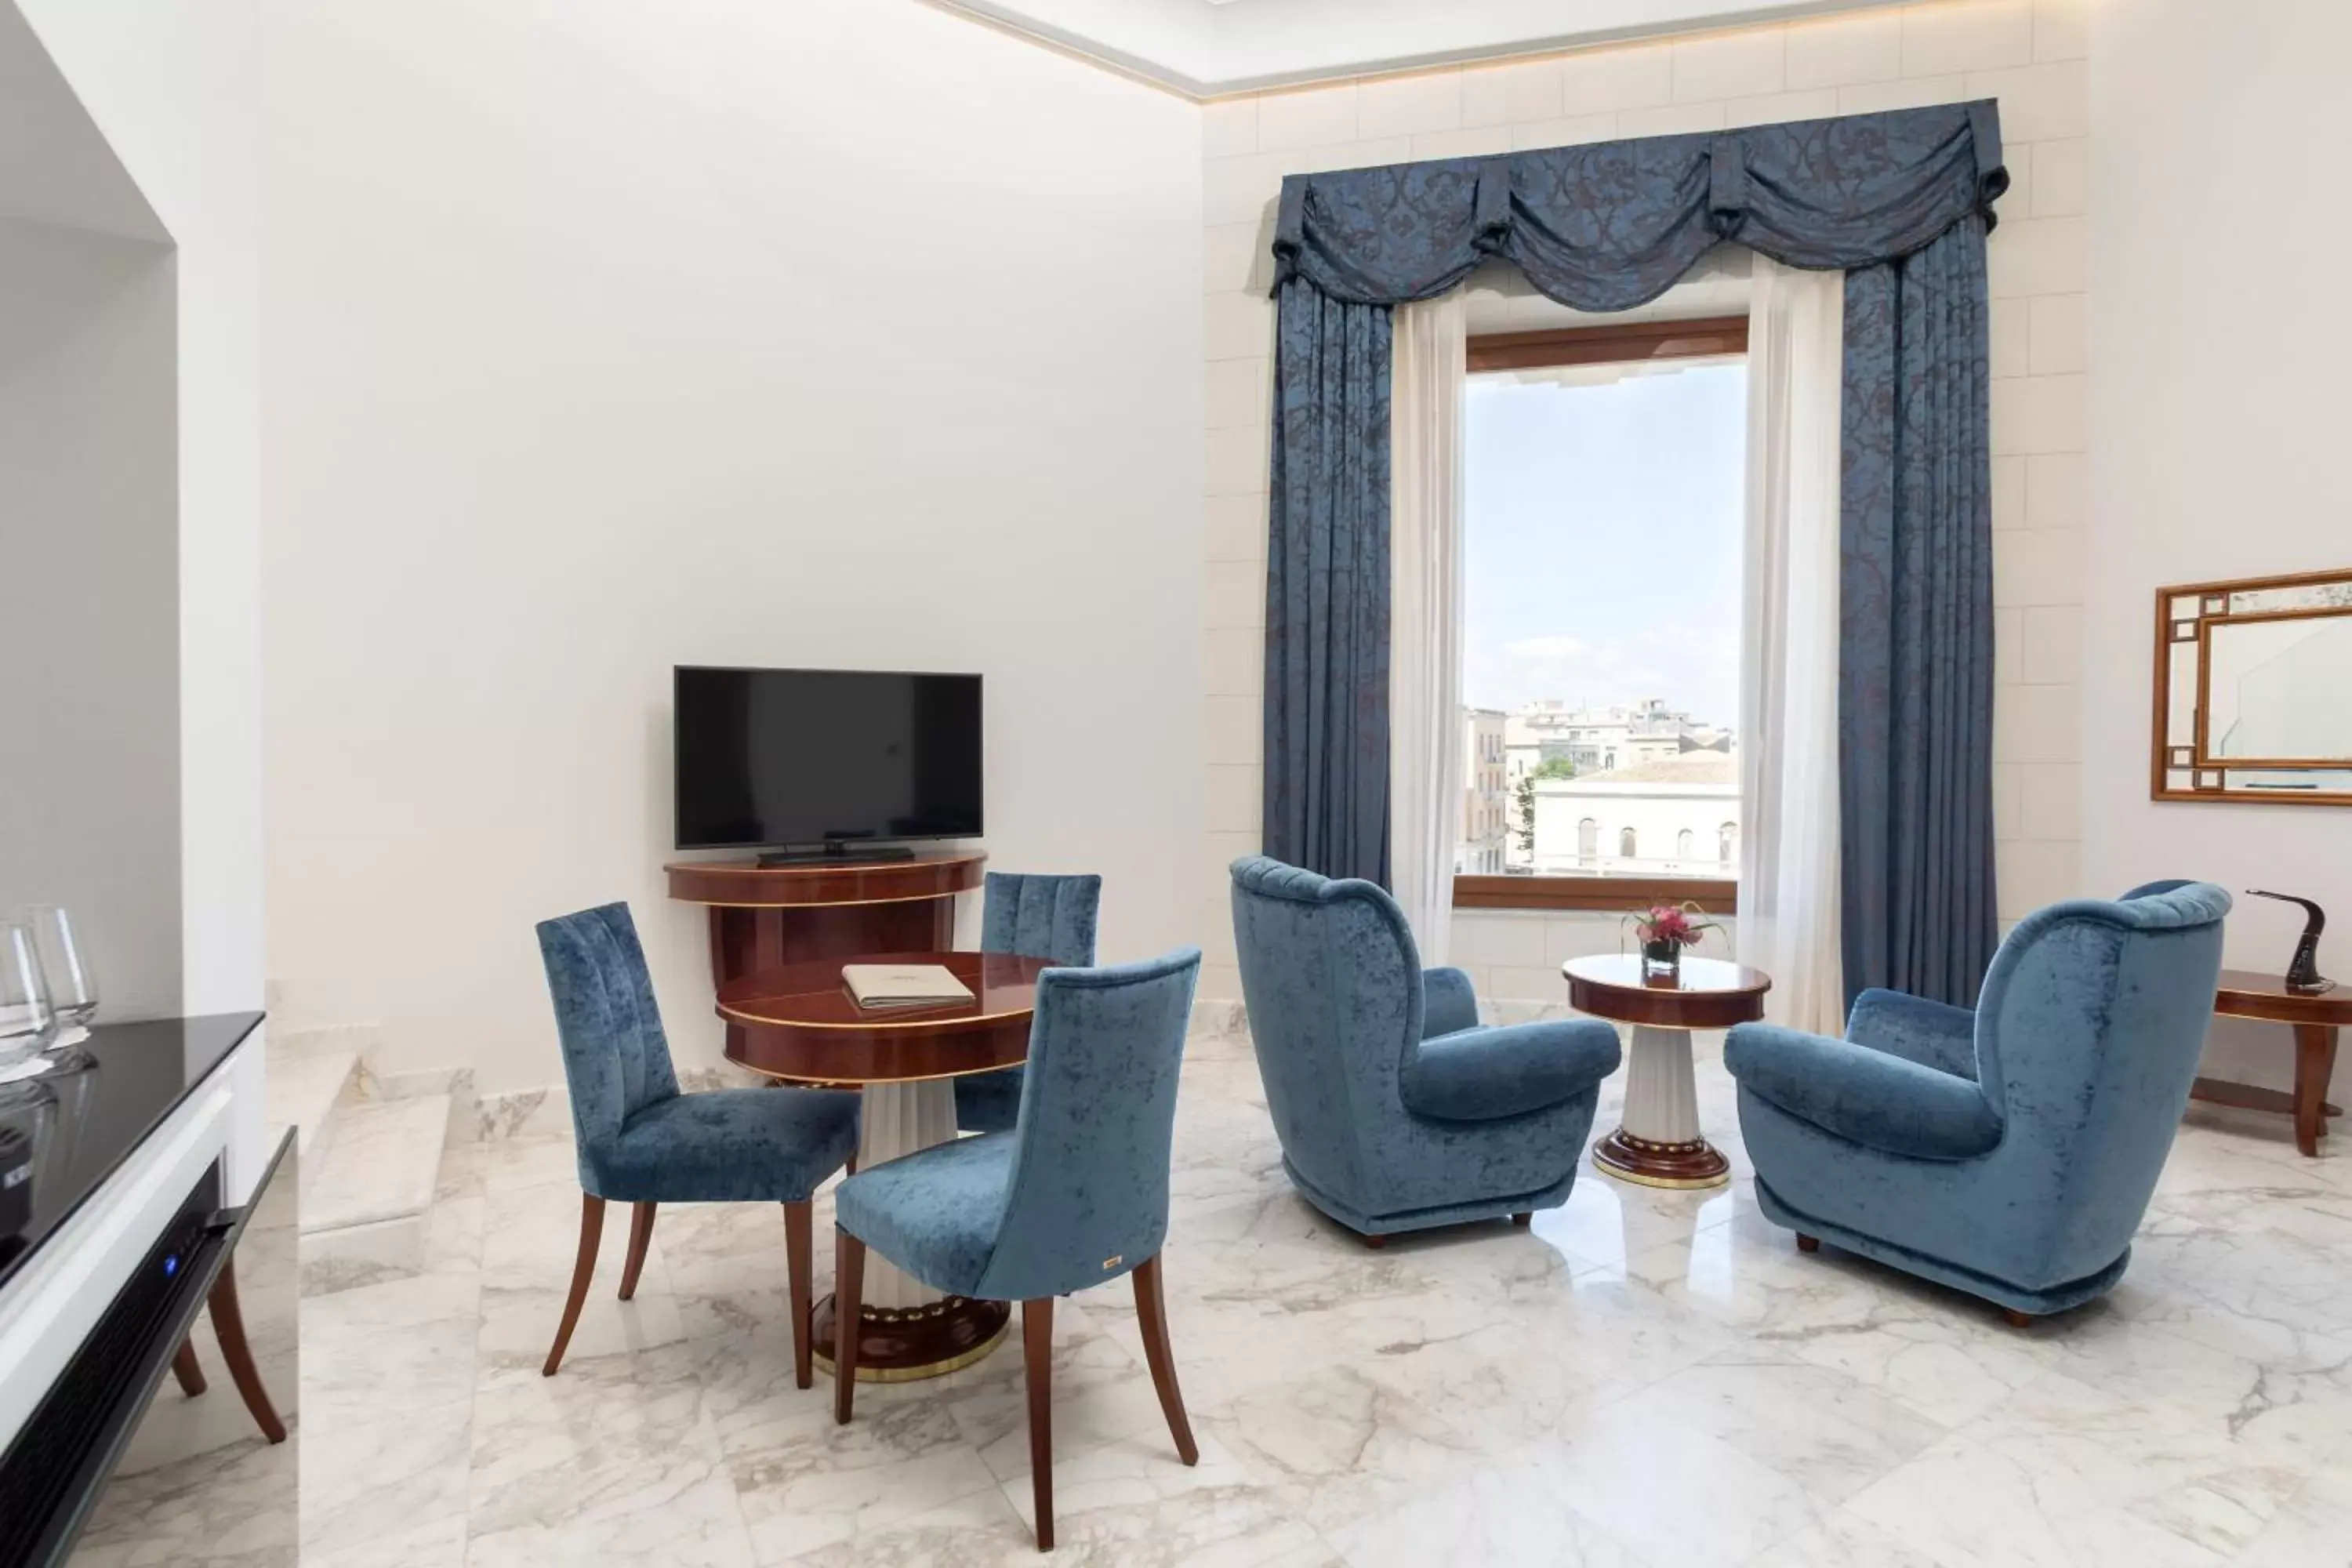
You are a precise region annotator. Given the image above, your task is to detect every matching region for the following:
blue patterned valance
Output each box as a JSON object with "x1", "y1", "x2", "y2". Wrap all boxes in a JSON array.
[{"x1": 1272, "y1": 101, "x2": 2005, "y2": 311}]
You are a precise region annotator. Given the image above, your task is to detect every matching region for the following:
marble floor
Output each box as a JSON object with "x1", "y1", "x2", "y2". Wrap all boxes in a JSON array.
[{"x1": 296, "y1": 1028, "x2": 2352, "y2": 1566}]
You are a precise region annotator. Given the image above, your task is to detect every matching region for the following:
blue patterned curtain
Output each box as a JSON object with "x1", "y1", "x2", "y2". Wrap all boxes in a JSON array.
[
  {"x1": 1838, "y1": 219, "x2": 1999, "y2": 1007},
  {"x1": 1263, "y1": 102, "x2": 2006, "y2": 972},
  {"x1": 1263, "y1": 281, "x2": 1393, "y2": 884}
]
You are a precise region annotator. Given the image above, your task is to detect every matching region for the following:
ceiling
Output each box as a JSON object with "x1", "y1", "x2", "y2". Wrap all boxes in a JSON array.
[{"x1": 931, "y1": 0, "x2": 1904, "y2": 97}]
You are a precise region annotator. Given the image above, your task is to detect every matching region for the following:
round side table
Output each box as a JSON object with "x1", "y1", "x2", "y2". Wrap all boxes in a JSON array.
[
  {"x1": 718, "y1": 949, "x2": 1053, "y2": 1381},
  {"x1": 1563, "y1": 953, "x2": 1771, "y2": 1190}
]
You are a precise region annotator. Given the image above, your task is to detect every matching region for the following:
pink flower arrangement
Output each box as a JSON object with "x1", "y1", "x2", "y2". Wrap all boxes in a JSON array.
[{"x1": 1627, "y1": 901, "x2": 1720, "y2": 952}]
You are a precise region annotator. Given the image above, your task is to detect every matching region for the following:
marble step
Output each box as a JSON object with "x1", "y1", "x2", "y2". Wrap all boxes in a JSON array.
[
  {"x1": 265, "y1": 1051, "x2": 360, "y2": 1160},
  {"x1": 298, "y1": 1094, "x2": 450, "y2": 1295}
]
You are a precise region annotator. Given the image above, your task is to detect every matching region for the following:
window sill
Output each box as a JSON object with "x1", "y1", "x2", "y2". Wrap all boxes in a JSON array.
[{"x1": 1452, "y1": 874, "x2": 1737, "y2": 913}]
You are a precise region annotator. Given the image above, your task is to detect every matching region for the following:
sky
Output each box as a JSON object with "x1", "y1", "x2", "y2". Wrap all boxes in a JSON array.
[{"x1": 1463, "y1": 359, "x2": 1747, "y2": 726}]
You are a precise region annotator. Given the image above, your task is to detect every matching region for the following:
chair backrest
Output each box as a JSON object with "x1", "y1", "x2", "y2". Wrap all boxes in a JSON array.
[
  {"x1": 972, "y1": 948, "x2": 1200, "y2": 1303},
  {"x1": 1973, "y1": 880, "x2": 2230, "y2": 1279},
  {"x1": 535, "y1": 903, "x2": 682, "y2": 1186},
  {"x1": 981, "y1": 871, "x2": 1101, "y2": 967},
  {"x1": 1227, "y1": 855, "x2": 1420, "y2": 1203}
]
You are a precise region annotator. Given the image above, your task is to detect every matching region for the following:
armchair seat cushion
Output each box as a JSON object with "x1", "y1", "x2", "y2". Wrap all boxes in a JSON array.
[
  {"x1": 1726, "y1": 1024, "x2": 2001, "y2": 1162},
  {"x1": 1401, "y1": 1018, "x2": 1622, "y2": 1123},
  {"x1": 592, "y1": 1086, "x2": 861, "y2": 1204},
  {"x1": 834, "y1": 1131, "x2": 1015, "y2": 1298}
]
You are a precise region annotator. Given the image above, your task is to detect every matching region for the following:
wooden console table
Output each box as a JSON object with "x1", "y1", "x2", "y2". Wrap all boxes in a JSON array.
[
  {"x1": 664, "y1": 852, "x2": 985, "y2": 1058},
  {"x1": 2189, "y1": 969, "x2": 2347, "y2": 1157}
]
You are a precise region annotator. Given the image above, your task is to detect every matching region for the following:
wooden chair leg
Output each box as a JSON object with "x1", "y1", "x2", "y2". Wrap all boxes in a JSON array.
[
  {"x1": 1132, "y1": 1254, "x2": 1198, "y2": 1466},
  {"x1": 207, "y1": 1256, "x2": 288, "y2": 1444},
  {"x1": 2295, "y1": 1024, "x2": 2340, "y2": 1158},
  {"x1": 1795, "y1": 1233, "x2": 1820, "y2": 1254},
  {"x1": 1023, "y1": 1296, "x2": 1055, "y2": 1552},
  {"x1": 618, "y1": 1201, "x2": 658, "y2": 1301},
  {"x1": 543, "y1": 1192, "x2": 604, "y2": 1377},
  {"x1": 2001, "y1": 1307, "x2": 2037, "y2": 1330},
  {"x1": 1511, "y1": 1212, "x2": 1533, "y2": 1227},
  {"x1": 833, "y1": 1228, "x2": 866, "y2": 1424},
  {"x1": 784, "y1": 1200, "x2": 814, "y2": 1390},
  {"x1": 1361, "y1": 1232, "x2": 1386, "y2": 1250},
  {"x1": 169, "y1": 1339, "x2": 207, "y2": 1398}
]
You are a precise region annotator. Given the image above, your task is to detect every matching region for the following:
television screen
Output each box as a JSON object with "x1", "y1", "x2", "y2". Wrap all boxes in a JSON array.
[{"x1": 673, "y1": 667, "x2": 982, "y2": 851}]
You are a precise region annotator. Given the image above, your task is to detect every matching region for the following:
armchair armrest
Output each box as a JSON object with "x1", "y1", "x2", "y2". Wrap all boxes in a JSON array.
[
  {"x1": 1421, "y1": 966, "x2": 1481, "y2": 1039},
  {"x1": 1726, "y1": 1022, "x2": 2001, "y2": 1161},
  {"x1": 1403, "y1": 1018, "x2": 1621, "y2": 1123},
  {"x1": 1846, "y1": 988, "x2": 1980, "y2": 1080}
]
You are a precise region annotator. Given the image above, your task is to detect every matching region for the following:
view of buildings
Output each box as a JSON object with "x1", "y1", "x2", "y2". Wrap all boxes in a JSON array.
[{"x1": 1456, "y1": 698, "x2": 1739, "y2": 880}]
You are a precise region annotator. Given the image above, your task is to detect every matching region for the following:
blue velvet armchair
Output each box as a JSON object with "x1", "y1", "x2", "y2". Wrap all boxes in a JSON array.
[
  {"x1": 1228, "y1": 856, "x2": 1622, "y2": 1243},
  {"x1": 833, "y1": 949, "x2": 1203, "y2": 1552},
  {"x1": 1726, "y1": 880, "x2": 2231, "y2": 1321},
  {"x1": 954, "y1": 871, "x2": 1101, "y2": 1134},
  {"x1": 535, "y1": 903, "x2": 860, "y2": 1382}
]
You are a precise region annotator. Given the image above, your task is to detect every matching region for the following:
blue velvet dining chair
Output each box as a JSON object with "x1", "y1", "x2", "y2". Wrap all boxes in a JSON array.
[
  {"x1": 535, "y1": 902, "x2": 860, "y2": 1383},
  {"x1": 1725, "y1": 880, "x2": 2231, "y2": 1323},
  {"x1": 953, "y1": 871, "x2": 1102, "y2": 1134},
  {"x1": 1228, "y1": 856, "x2": 1622, "y2": 1244},
  {"x1": 832, "y1": 947, "x2": 1201, "y2": 1552}
]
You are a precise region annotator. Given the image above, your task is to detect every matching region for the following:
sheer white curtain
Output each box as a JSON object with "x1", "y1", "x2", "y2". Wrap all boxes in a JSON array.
[
  {"x1": 1389, "y1": 292, "x2": 1467, "y2": 964},
  {"x1": 1740, "y1": 256, "x2": 1846, "y2": 1034}
]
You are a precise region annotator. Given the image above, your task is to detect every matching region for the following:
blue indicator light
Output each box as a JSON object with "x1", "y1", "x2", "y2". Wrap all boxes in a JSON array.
[{"x1": 163, "y1": 1255, "x2": 178, "y2": 1278}]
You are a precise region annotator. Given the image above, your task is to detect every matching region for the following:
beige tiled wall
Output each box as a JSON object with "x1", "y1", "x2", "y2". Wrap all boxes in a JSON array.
[{"x1": 1200, "y1": 0, "x2": 2090, "y2": 1006}]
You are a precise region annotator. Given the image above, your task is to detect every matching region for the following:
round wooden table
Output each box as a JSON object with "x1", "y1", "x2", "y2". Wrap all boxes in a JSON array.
[
  {"x1": 717, "y1": 949, "x2": 1054, "y2": 1381},
  {"x1": 1563, "y1": 953, "x2": 1772, "y2": 1190}
]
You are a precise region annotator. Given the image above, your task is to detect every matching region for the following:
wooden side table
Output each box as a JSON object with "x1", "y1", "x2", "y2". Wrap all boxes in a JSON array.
[
  {"x1": 1563, "y1": 953, "x2": 1771, "y2": 1189},
  {"x1": 2190, "y1": 969, "x2": 2347, "y2": 1157}
]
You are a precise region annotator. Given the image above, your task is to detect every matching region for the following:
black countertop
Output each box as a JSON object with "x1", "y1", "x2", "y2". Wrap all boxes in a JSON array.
[{"x1": 0, "y1": 1013, "x2": 263, "y2": 1297}]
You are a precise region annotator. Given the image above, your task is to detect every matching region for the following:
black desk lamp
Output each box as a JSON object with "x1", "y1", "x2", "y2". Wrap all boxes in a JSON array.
[{"x1": 2246, "y1": 890, "x2": 2332, "y2": 995}]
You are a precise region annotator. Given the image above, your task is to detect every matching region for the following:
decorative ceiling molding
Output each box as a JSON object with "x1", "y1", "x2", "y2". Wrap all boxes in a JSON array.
[{"x1": 927, "y1": 0, "x2": 1903, "y2": 100}]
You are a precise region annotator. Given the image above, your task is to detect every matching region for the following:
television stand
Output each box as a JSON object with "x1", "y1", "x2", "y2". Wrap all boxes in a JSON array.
[{"x1": 755, "y1": 844, "x2": 917, "y2": 867}]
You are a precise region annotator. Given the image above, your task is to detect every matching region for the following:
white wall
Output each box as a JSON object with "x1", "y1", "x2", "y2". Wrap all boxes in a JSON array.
[
  {"x1": 259, "y1": 0, "x2": 1203, "y2": 1093},
  {"x1": 15, "y1": 0, "x2": 264, "y2": 1027},
  {"x1": 2086, "y1": 0, "x2": 2352, "y2": 1099},
  {"x1": 0, "y1": 216, "x2": 180, "y2": 1020},
  {"x1": 1202, "y1": 0, "x2": 2092, "y2": 1008}
]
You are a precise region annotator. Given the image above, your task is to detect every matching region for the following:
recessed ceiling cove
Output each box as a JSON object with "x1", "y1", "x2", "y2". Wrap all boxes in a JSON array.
[{"x1": 931, "y1": 0, "x2": 1902, "y2": 97}]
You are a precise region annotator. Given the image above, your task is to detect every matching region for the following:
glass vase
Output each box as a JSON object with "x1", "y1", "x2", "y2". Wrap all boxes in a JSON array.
[{"x1": 1641, "y1": 939, "x2": 1682, "y2": 983}]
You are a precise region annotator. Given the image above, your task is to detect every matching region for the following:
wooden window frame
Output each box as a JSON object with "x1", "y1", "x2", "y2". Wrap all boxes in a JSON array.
[
  {"x1": 1455, "y1": 315, "x2": 1748, "y2": 916},
  {"x1": 1455, "y1": 873, "x2": 1738, "y2": 913},
  {"x1": 1465, "y1": 316, "x2": 1748, "y2": 375}
]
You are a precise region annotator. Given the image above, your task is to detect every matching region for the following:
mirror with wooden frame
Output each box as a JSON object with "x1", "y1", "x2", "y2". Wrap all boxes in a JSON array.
[{"x1": 2151, "y1": 566, "x2": 2352, "y2": 806}]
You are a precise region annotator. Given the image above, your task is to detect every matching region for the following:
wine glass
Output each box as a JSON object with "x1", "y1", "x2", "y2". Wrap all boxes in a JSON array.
[
  {"x1": 22, "y1": 907, "x2": 96, "y2": 1030},
  {"x1": 0, "y1": 923, "x2": 57, "y2": 1069}
]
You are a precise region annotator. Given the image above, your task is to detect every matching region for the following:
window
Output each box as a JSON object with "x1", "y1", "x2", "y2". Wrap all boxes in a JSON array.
[{"x1": 1453, "y1": 318, "x2": 1746, "y2": 913}]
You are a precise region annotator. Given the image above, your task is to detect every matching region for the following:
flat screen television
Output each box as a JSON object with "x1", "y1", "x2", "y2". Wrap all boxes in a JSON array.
[{"x1": 673, "y1": 666, "x2": 982, "y2": 855}]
